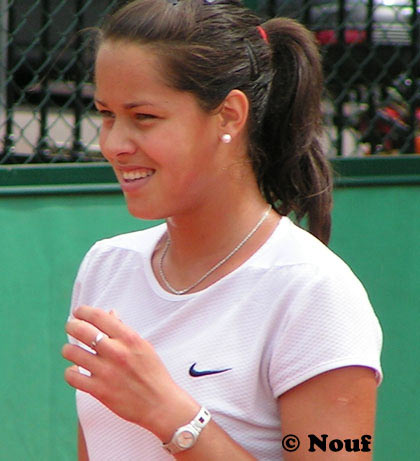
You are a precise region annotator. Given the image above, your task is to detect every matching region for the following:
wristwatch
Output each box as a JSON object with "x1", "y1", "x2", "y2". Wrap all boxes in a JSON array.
[{"x1": 163, "y1": 407, "x2": 211, "y2": 454}]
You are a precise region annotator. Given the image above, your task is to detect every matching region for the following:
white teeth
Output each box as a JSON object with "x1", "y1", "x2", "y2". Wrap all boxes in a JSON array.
[{"x1": 122, "y1": 170, "x2": 154, "y2": 181}]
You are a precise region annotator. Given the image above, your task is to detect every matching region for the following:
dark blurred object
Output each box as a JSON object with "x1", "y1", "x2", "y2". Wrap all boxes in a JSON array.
[
  {"x1": 1, "y1": 0, "x2": 123, "y2": 163},
  {"x1": 259, "y1": 1, "x2": 420, "y2": 85},
  {"x1": 356, "y1": 75, "x2": 420, "y2": 154},
  {"x1": 259, "y1": 0, "x2": 420, "y2": 154},
  {"x1": 9, "y1": 0, "x2": 123, "y2": 93}
]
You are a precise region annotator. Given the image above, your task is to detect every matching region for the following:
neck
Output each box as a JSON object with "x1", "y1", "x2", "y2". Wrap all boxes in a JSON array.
[
  {"x1": 166, "y1": 197, "x2": 273, "y2": 264},
  {"x1": 151, "y1": 169, "x2": 281, "y2": 293}
]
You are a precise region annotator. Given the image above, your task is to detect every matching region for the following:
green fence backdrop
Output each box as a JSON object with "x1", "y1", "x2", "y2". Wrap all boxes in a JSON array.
[{"x1": 1, "y1": 173, "x2": 419, "y2": 460}]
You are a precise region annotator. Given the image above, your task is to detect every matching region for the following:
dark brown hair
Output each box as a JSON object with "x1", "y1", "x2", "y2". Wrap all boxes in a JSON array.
[{"x1": 98, "y1": 0, "x2": 333, "y2": 244}]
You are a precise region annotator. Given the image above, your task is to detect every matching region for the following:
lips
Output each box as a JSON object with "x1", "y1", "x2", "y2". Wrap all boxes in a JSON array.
[
  {"x1": 121, "y1": 168, "x2": 155, "y2": 182},
  {"x1": 117, "y1": 167, "x2": 155, "y2": 191}
]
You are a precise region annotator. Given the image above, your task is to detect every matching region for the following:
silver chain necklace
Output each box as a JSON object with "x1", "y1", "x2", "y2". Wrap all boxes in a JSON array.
[{"x1": 159, "y1": 204, "x2": 272, "y2": 295}]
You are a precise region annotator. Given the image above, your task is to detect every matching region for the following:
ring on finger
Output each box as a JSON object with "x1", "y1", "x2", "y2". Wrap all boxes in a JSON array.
[{"x1": 91, "y1": 332, "x2": 108, "y2": 349}]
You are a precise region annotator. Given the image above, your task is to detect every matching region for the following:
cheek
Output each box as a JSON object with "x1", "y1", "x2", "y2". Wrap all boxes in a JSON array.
[
  {"x1": 98, "y1": 127, "x2": 109, "y2": 158},
  {"x1": 142, "y1": 132, "x2": 187, "y2": 169}
]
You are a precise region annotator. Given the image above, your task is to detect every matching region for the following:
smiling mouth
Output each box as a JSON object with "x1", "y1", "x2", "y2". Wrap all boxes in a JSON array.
[{"x1": 121, "y1": 169, "x2": 155, "y2": 182}]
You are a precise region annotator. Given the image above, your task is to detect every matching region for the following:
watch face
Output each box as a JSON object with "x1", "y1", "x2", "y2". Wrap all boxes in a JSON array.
[{"x1": 177, "y1": 430, "x2": 196, "y2": 449}]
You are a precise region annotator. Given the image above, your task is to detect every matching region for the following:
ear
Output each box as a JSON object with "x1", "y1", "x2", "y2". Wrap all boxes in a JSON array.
[{"x1": 216, "y1": 89, "x2": 249, "y2": 141}]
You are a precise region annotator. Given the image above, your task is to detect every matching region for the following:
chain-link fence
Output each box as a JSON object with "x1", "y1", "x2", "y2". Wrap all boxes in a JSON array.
[
  {"x1": 0, "y1": 0, "x2": 123, "y2": 164},
  {"x1": 260, "y1": 0, "x2": 420, "y2": 157},
  {"x1": 1, "y1": 0, "x2": 420, "y2": 164}
]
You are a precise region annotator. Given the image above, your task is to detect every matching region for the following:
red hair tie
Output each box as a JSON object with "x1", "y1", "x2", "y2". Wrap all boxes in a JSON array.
[{"x1": 256, "y1": 26, "x2": 269, "y2": 44}]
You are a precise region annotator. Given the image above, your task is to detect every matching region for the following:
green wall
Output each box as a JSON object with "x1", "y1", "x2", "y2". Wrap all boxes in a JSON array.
[{"x1": 1, "y1": 186, "x2": 419, "y2": 460}]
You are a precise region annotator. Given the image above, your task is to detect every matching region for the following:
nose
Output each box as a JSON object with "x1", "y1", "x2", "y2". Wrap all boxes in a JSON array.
[{"x1": 100, "y1": 118, "x2": 136, "y2": 160}]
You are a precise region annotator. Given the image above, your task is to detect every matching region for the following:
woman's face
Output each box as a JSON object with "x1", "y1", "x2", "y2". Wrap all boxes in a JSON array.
[{"x1": 95, "y1": 40, "x2": 229, "y2": 220}]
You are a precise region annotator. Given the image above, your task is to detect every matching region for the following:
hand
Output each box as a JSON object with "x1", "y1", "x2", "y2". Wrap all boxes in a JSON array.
[{"x1": 62, "y1": 305, "x2": 199, "y2": 440}]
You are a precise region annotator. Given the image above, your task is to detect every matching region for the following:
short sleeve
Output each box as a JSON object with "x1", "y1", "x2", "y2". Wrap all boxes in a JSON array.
[
  {"x1": 68, "y1": 243, "x2": 99, "y2": 319},
  {"x1": 269, "y1": 263, "x2": 383, "y2": 398},
  {"x1": 67, "y1": 244, "x2": 101, "y2": 365}
]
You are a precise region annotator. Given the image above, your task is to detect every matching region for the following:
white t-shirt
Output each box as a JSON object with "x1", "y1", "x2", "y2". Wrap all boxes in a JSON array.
[{"x1": 70, "y1": 217, "x2": 382, "y2": 461}]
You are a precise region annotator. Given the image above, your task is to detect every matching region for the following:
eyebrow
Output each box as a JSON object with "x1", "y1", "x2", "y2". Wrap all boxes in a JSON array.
[{"x1": 94, "y1": 98, "x2": 154, "y2": 109}]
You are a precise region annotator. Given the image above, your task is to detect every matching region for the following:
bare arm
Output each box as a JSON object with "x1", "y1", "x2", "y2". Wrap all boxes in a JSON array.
[
  {"x1": 278, "y1": 366, "x2": 377, "y2": 460},
  {"x1": 78, "y1": 422, "x2": 89, "y2": 461}
]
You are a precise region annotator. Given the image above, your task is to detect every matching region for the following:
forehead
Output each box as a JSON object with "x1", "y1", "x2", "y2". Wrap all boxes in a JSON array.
[
  {"x1": 94, "y1": 39, "x2": 209, "y2": 115},
  {"x1": 95, "y1": 40, "x2": 171, "y2": 98},
  {"x1": 96, "y1": 40, "x2": 165, "y2": 77}
]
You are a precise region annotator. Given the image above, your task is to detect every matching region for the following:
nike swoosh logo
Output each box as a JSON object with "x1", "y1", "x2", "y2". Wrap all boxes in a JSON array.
[{"x1": 189, "y1": 362, "x2": 232, "y2": 378}]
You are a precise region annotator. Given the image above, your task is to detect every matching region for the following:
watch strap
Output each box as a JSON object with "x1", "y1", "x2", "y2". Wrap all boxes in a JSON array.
[
  {"x1": 163, "y1": 407, "x2": 211, "y2": 454},
  {"x1": 189, "y1": 407, "x2": 211, "y2": 431}
]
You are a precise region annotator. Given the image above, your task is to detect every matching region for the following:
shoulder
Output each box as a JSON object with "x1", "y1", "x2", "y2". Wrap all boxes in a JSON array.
[
  {"x1": 93, "y1": 222, "x2": 166, "y2": 253},
  {"x1": 77, "y1": 223, "x2": 166, "y2": 280},
  {"x1": 257, "y1": 219, "x2": 382, "y2": 356},
  {"x1": 263, "y1": 220, "x2": 383, "y2": 394},
  {"x1": 257, "y1": 217, "x2": 360, "y2": 285},
  {"x1": 86, "y1": 222, "x2": 165, "y2": 259},
  {"x1": 270, "y1": 218, "x2": 372, "y2": 314}
]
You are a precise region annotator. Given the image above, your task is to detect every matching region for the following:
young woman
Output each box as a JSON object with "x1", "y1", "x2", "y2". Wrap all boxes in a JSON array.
[{"x1": 62, "y1": 1, "x2": 382, "y2": 459}]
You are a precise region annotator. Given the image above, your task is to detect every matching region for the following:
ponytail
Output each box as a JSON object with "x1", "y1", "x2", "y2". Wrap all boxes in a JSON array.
[{"x1": 256, "y1": 18, "x2": 333, "y2": 244}]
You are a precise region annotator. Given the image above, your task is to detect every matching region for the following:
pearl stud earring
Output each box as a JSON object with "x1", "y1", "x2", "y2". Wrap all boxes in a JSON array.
[{"x1": 221, "y1": 134, "x2": 232, "y2": 144}]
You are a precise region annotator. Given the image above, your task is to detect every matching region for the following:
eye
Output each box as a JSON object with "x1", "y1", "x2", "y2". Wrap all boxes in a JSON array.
[
  {"x1": 135, "y1": 113, "x2": 157, "y2": 121},
  {"x1": 97, "y1": 109, "x2": 114, "y2": 119}
]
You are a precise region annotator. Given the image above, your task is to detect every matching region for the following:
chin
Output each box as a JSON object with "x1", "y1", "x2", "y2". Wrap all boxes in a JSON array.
[{"x1": 126, "y1": 202, "x2": 165, "y2": 221}]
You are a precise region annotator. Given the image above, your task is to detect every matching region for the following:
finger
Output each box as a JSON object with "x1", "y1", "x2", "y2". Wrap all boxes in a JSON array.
[
  {"x1": 64, "y1": 365, "x2": 96, "y2": 394},
  {"x1": 66, "y1": 318, "x2": 109, "y2": 352},
  {"x1": 62, "y1": 343, "x2": 104, "y2": 376},
  {"x1": 109, "y1": 309, "x2": 121, "y2": 321},
  {"x1": 74, "y1": 305, "x2": 129, "y2": 339}
]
